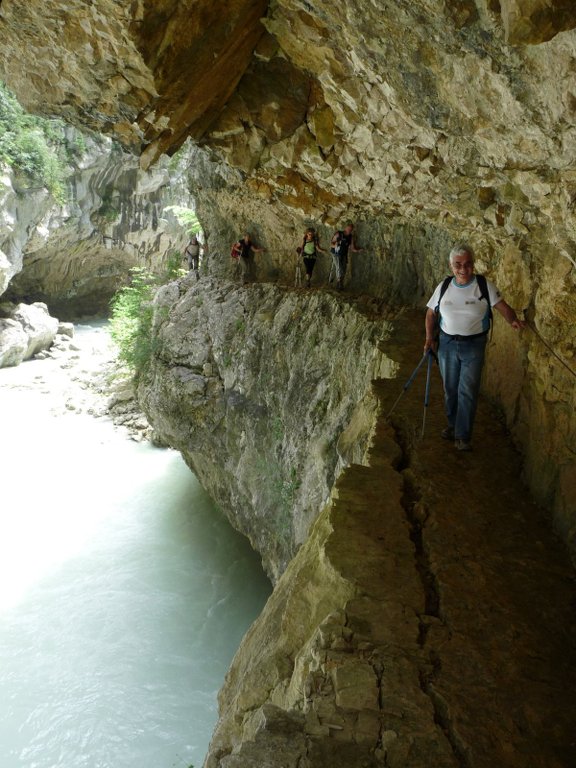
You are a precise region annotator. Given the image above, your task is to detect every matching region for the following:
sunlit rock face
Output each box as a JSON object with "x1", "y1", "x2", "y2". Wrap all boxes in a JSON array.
[
  {"x1": 0, "y1": 1, "x2": 574, "y2": 552},
  {"x1": 1, "y1": 132, "x2": 190, "y2": 317}
]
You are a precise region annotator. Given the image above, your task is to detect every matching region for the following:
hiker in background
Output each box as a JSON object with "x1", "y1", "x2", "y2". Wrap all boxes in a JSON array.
[
  {"x1": 231, "y1": 233, "x2": 265, "y2": 285},
  {"x1": 184, "y1": 235, "x2": 202, "y2": 280},
  {"x1": 330, "y1": 222, "x2": 362, "y2": 290},
  {"x1": 424, "y1": 242, "x2": 525, "y2": 452},
  {"x1": 297, "y1": 228, "x2": 325, "y2": 288}
]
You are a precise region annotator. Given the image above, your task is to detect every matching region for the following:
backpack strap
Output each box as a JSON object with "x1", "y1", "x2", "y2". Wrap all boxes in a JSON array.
[
  {"x1": 475, "y1": 274, "x2": 493, "y2": 321},
  {"x1": 476, "y1": 273, "x2": 494, "y2": 337},
  {"x1": 435, "y1": 276, "x2": 452, "y2": 315}
]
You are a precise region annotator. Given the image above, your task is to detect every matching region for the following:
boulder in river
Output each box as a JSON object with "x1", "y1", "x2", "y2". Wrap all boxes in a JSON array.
[
  {"x1": 0, "y1": 318, "x2": 28, "y2": 367},
  {"x1": 0, "y1": 302, "x2": 59, "y2": 367},
  {"x1": 10, "y1": 303, "x2": 59, "y2": 359}
]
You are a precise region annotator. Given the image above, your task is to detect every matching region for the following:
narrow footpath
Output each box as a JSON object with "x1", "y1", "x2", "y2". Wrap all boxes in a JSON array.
[
  {"x1": 207, "y1": 305, "x2": 576, "y2": 768},
  {"x1": 368, "y1": 310, "x2": 576, "y2": 767}
]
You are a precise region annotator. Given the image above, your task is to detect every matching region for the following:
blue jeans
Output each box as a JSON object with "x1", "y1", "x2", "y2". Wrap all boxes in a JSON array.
[
  {"x1": 331, "y1": 251, "x2": 348, "y2": 281},
  {"x1": 438, "y1": 331, "x2": 487, "y2": 442}
]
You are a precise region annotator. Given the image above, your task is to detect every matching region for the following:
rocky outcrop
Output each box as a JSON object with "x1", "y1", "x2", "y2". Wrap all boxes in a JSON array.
[
  {"x1": 0, "y1": 302, "x2": 58, "y2": 367},
  {"x1": 0, "y1": 0, "x2": 267, "y2": 164},
  {"x1": 0, "y1": 319, "x2": 28, "y2": 367},
  {"x1": 139, "y1": 276, "x2": 395, "y2": 579},
  {"x1": 0, "y1": 0, "x2": 575, "y2": 558},
  {"x1": 1, "y1": 128, "x2": 191, "y2": 317},
  {"x1": 1, "y1": 2, "x2": 575, "y2": 762},
  {"x1": 203, "y1": 317, "x2": 576, "y2": 768}
]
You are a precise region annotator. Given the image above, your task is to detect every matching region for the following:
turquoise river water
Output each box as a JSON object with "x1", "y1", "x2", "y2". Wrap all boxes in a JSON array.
[{"x1": 0, "y1": 324, "x2": 271, "y2": 768}]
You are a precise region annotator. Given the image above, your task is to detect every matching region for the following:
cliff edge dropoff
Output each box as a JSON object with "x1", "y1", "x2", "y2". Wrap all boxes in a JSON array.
[
  {"x1": 0, "y1": 0, "x2": 574, "y2": 558},
  {"x1": 138, "y1": 276, "x2": 397, "y2": 580},
  {"x1": 201, "y1": 311, "x2": 576, "y2": 768}
]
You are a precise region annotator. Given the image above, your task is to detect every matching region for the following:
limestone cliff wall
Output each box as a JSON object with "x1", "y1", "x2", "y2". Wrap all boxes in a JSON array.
[
  {"x1": 202, "y1": 335, "x2": 576, "y2": 768},
  {"x1": 1, "y1": 130, "x2": 192, "y2": 316},
  {"x1": 1, "y1": 0, "x2": 572, "y2": 583},
  {"x1": 0, "y1": 3, "x2": 574, "y2": 765},
  {"x1": 138, "y1": 276, "x2": 396, "y2": 580}
]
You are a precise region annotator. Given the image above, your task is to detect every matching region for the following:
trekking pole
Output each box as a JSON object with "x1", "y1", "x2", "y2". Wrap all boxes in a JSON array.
[
  {"x1": 295, "y1": 260, "x2": 302, "y2": 287},
  {"x1": 421, "y1": 350, "x2": 435, "y2": 438},
  {"x1": 386, "y1": 352, "x2": 429, "y2": 420}
]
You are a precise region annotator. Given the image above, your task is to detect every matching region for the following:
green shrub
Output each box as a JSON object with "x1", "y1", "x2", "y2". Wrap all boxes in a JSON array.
[
  {"x1": 0, "y1": 81, "x2": 68, "y2": 202},
  {"x1": 109, "y1": 257, "x2": 186, "y2": 378},
  {"x1": 109, "y1": 268, "x2": 156, "y2": 376},
  {"x1": 164, "y1": 250, "x2": 187, "y2": 280}
]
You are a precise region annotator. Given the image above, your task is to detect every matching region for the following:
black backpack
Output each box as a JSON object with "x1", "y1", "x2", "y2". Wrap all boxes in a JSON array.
[
  {"x1": 332, "y1": 230, "x2": 350, "y2": 256},
  {"x1": 435, "y1": 274, "x2": 493, "y2": 333}
]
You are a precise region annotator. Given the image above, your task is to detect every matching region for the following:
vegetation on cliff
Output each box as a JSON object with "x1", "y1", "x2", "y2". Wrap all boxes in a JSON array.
[
  {"x1": 109, "y1": 256, "x2": 184, "y2": 377},
  {"x1": 0, "y1": 81, "x2": 80, "y2": 202}
]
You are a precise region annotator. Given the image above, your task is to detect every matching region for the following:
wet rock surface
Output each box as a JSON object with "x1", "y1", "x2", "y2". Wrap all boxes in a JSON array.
[{"x1": 204, "y1": 312, "x2": 576, "y2": 768}]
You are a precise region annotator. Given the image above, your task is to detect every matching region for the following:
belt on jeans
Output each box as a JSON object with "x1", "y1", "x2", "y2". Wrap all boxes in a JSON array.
[{"x1": 440, "y1": 330, "x2": 488, "y2": 341}]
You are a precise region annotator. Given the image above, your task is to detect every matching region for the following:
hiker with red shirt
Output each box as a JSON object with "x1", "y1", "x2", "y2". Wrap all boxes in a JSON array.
[
  {"x1": 231, "y1": 233, "x2": 265, "y2": 284},
  {"x1": 330, "y1": 222, "x2": 361, "y2": 290}
]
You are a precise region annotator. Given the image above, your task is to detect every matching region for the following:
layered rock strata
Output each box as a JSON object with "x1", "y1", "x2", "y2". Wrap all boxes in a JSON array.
[
  {"x1": 203, "y1": 313, "x2": 576, "y2": 768},
  {"x1": 139, "y1": 276, "x2": 395, "y2": 579},
  {"x1": 0, "y1": 0, "x2": 575, "y2": 559},
  {"x1": 1, "y1": 130, "x2": 191, "y2": 316}
]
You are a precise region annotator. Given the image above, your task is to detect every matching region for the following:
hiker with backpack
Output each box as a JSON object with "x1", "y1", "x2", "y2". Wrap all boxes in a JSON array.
[
  {"x1": 184, "y1": 235, "x2": 202, "y2": 278},
  {"x1": 424, "y1": 243, "x2": 525, "y2": 452},
  {"x1": 296, "y1": 228, "x2": 325, "y2": 288},
  {"x1": 329, "y1": 222, "x2": 361, "y2": 290},
  {"x1": 231, "y1": 233, "x2": 265, "y2": 284}
]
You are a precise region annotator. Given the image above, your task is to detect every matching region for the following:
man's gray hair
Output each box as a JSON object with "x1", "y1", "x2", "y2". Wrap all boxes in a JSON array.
[{"x1": 449, "y1": 243, "x2": 475, "y2": 265}]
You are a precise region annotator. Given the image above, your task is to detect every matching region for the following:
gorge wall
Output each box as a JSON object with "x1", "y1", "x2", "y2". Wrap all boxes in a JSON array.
[
  {"x1": 0, "y1": 2, "x2": 575, "y2": 765},
  {"x1": 1, "y1": 126, "x2": 192, "y2": 318},
  {"x1": 139, "y1": 276, "x2": 396, "y2": 580}
]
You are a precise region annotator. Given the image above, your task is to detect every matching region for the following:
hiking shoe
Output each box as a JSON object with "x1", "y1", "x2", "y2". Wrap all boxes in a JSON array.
[
  {"x1": 441, "y1": 427, "x2": 454, "y2": 440},
  {"x1": 455, "y1": 440, "x2": 472, "y2": 452}
]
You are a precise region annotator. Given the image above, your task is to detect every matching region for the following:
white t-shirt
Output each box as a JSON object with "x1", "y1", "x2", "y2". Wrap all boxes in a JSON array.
[{"x1": 426, "y1": 276, "x2": 502, "y2": 336}]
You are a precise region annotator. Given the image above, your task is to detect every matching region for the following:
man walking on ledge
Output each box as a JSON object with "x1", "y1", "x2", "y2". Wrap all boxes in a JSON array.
[
  {"x1": 424, "y1": 243, "x2": 525, "y2": 451},
  {"x1": 330, "y1": 222, "x2": 361, "y2": 290}
]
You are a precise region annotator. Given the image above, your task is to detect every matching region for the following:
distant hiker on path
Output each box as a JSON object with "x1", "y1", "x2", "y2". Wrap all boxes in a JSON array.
[
  {"x1": 424, "y1": 243, "x2": 525, "y2": 452},
  {"x1": 232, "y1": 233, "x2": 265, "y2": 285},
  {"x1": 297, "y1": 228, "x2": 325, "y2": 288},
  {"x1": 330, "y1": 222, "x2": 362, "y2": 290},
  {"x1": 184, "y1": 235, "x2": 202, "y2": 279}
]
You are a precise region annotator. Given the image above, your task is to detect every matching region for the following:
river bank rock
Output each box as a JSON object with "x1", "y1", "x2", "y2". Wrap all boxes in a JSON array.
[
  {"x1": 0, "y1": 318, "x2": 28, "y2": 367},
  {"x1": 10, "y1": 302, "x2": 59, "y2": 359},
  {"x1": 0, "y1": 302, "x2": 58, "y2": 367},
  {"x1": 138, "y1": 276, "x2": 396, "y2": 580}
]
